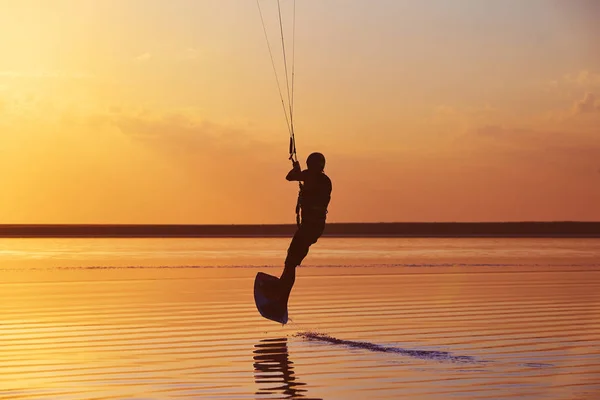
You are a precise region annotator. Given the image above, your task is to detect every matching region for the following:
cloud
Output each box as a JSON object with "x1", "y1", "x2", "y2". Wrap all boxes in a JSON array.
[
  {"x1": 431, "y1": 104, "x2": 498, "y2": 135},
  {"x1": 573, "y1": 92, "x2": 600, "y2": 114},
  {"x1": 465, "y1": 123, "x2": 600, "y2": 175},
  {"x1": 542, "y1": 90, "x2": 600, "y2": 121},
  {"x1": 184, "y1": 48, "x2": 200, "y2": 60},
  {"x1": 99, "y1": 107, "x2": 288, "y2": 196},
  {"x1": 472, "y1": 125, "x2": 526, "y2": 136},
  {"x1": 545, "y1": 70, "x2": 600, "y2": 98},
  {"x1": 105, "y1": 109, "x2": 271, "y2": 155},
  {"x1": 434, "y1": 104, "x2": 496, "y2": 119},
  {"x1": 565, "y1": 71, "x2": 600, "y2": 87},
  {"x1": 135, "y1": 53, "x2": 152, "y2": 62}
]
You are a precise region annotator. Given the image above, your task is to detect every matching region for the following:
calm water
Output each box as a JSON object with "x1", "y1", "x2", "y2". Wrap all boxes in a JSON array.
[
  {"x1": 1, "y1": 238, "x2": 599, "y2": 399},
  {"x1": 0, "y1": 237, "x2": 599, "y2": 270}
]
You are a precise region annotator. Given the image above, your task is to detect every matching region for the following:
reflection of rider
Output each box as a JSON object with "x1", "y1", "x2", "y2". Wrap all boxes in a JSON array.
[
  {"x1": 280, "y1": 152, "x2": 332, "y2": 301},
  {"x1": 253, "y1": 337, "x2": 322, "y2": 400}
]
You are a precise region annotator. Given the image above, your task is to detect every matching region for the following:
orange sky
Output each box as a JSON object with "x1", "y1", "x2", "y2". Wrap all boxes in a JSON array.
[{"x1": 1, "y1": 0, "x2": 599, "y2": 223}]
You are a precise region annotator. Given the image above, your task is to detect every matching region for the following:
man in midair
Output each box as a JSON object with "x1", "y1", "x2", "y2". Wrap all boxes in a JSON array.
[{"x1": 279, "y1": 152, "x2": 332, "y2": 302}]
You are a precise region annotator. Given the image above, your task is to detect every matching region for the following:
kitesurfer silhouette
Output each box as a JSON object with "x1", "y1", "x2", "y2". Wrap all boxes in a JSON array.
[
  {"x1": 278, "y1": 152, "x2": 332, "y2": 303},
  {"x1": 253, "y1": 2, "x2": 332, "y2": 323}
]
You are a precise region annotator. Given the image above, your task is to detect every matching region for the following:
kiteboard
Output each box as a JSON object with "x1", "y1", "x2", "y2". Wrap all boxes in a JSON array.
[{"x1": 254, "y1": 272, "x2": 288, "y2": 324}]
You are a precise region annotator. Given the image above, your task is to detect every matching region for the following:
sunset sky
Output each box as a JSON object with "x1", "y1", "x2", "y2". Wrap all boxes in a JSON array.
[{"x1": 1, "y1": 0, "x2": 599, "y2": 223}]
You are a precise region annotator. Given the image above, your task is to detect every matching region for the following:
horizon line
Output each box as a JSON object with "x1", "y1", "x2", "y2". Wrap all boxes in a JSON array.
[
  {"x1": 0, "y1": 221, "x2": 598, "y2": 238},
  {"x1": 0, "y1": 221, "x2": 599, "y2": 226}
]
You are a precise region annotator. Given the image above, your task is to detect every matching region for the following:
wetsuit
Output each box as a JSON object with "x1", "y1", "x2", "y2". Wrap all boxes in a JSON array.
[{"x1": 280, "y1": 164, "x2": 332, "y2": 294}]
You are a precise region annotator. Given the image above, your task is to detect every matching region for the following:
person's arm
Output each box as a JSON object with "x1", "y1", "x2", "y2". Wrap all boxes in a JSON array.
[{"x1": 286, "y1": 161, "x2": 305, "y2": 181}]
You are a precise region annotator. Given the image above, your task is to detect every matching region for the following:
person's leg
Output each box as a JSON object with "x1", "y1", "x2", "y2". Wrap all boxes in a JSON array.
[
  {"x1": 280, "y1": 228, "x2": 307, "y2": 291},
  {"x1": 280, "y1": 221, "x2": 325, "y2": 296}
]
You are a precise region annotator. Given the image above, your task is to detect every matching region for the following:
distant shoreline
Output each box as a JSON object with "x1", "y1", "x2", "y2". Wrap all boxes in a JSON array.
[{"x1": 0, "y1": 222, "x2": 598, "y2": 238}]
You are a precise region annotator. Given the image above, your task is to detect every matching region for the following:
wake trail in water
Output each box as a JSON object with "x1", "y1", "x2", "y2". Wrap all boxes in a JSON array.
[{"x1": 295, "y1": 331, "x2": 480, "y2": 364}]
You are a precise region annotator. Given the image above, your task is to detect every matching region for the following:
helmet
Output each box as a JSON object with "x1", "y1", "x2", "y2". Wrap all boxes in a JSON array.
[{"x1": 306, "y1": 152, "x2": 326, "y2": 171}]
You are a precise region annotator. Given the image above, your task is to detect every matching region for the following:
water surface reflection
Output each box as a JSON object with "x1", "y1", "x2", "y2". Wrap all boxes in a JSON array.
[{"x1": 253, "y1": 337, "x2": 322, "y2": 399}]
